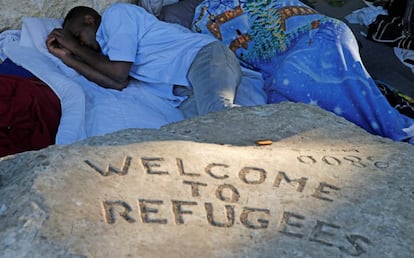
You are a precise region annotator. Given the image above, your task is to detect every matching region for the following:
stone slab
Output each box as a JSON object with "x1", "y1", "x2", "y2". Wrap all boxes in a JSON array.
[
  {"x1": 0, "y1": 103, "x2": 413, "y2": 257},
  {"x1": 0, "y1": 0, "x2": 135, "y2": 32}
]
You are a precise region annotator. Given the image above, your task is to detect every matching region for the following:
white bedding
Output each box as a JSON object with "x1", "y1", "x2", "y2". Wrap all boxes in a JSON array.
[{"x1": 2, "y1": 17, "x2": 266, "y2": 145}]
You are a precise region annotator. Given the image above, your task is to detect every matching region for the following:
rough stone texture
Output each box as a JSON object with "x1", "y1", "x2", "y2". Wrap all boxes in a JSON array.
[
  {"x1": 0, "y1": 0, "x2": 136, "y2": 32},
  {"x1": 0, "y1": 102, "x2": 413, "y2": 258}
]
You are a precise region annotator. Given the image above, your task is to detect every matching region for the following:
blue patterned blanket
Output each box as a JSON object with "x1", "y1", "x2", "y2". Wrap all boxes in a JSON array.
[{"x1": 192, "y1": 0, "x2": 414, "y2": 142}]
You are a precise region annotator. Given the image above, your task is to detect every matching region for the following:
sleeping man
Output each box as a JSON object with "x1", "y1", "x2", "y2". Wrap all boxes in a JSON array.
[{"x1": 45, "y1": 3, "x2": 242, "y2": 118}]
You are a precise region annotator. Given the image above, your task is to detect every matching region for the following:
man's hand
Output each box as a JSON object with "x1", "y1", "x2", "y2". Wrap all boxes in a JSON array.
[
  {"x1": 46, "y1": 28, "x2": 80, "y2": 54},
  {"x1": 46, "y1": 30, "x2": 72, "y2": 60}
]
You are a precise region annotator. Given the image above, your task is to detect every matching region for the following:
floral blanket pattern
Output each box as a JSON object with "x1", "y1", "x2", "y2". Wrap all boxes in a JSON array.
[{"x1": 192, "y1": 0, "x2": 414, "y2": 141}]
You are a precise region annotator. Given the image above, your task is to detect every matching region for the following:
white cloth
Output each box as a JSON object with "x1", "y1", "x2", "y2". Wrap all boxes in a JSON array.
[
  {"x1": 394, "y1": 47, "x2": 414, "y2": 74},
  {"x1": 0, "y1": 30, "x2": 20, "y2": 61},
  {"x1": 345, "y1": 6, "x2": 387, "y2": 26}
]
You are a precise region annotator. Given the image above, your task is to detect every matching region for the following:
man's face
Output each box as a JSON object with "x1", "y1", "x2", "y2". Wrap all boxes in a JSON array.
[{"x1": 65, "y1": 17, "x2": 100, "y2": 51}]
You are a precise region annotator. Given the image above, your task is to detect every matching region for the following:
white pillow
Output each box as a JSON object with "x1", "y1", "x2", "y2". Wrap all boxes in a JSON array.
[
  {"x1": 20, "y1": 17, "x2": 78, "y2": 78},
  {"x1": 20, "y1": 17, "x2": 63, "y2": 53}
]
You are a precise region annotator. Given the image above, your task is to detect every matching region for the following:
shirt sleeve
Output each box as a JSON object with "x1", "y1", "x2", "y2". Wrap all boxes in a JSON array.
[{"x1": 100, "y1": 5, "x2": 140, "y2": 62}]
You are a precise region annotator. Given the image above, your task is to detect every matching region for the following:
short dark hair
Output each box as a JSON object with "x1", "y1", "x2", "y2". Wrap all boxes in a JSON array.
[{"x1": 63, "y1": 6, "x2": 101, "y2": 28}]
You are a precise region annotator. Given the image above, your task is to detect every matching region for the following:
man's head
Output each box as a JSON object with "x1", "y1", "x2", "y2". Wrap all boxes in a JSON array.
[{"x1": 63, "y1": 6, "x2": 102, "y2": 51}]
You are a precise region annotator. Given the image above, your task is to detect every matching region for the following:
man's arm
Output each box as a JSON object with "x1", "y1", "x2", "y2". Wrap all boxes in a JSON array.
[
  {"x1": 46, "y1": 29, "x2": 132, "y2": 90},
  {"x1": 58, "y1": 51, "x2": 129, "y2": 90}
]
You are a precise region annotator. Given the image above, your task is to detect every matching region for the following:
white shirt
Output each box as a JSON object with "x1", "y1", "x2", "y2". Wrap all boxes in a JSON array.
[{"x1": 96, "y1": 3, "x2": 216, "y2": 87}]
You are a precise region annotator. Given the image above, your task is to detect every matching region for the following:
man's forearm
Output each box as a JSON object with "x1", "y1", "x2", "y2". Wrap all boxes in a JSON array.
[
  {"x1": 62, "y1": 54, "x2": 128, "y2": 90},
  {"x1": 71, "y1": 44, "x2": 131, "y2": 83}
]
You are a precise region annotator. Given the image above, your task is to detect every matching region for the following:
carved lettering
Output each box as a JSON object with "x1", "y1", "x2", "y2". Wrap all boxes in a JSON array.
[
  {"x1": 367, "y1": 156, "x2": 390, "y2": 169},
  {"x1": 171, "y1": 200, "x2": 198, "y2": 225},
  {"x1": 92, "y1": 152, "x2": 378, "y2": 256},
  {"x1": 239, "y1": 167, "x2": 266, "y2": 184},
  {"x1": 141, "y1": 157, "x2": 169, "y2": 175},
  {"x1": 204, "y1": 203, "x2": 235, "y2": 227},
  {"x1": 215, "y1": 184, "x2": 240, "y2": 203},
  {"x1": 298, "y1": 153, "x2": 388, "y2": 170},
  {"x1": 343, "y1": 156, "x2": 366, "y2": 168},
  {"x1": 102, "y1": 200, "x2": 136, "y2": 224},
  {"x1": 273, "y1": 171, "x2": 308, "y2": 192},
  {"x1": 240, "y1": 207, "x2": 270, "y2": 229},
  {"x1": 85, "y1": 156, "x2": 132, "y2": 176},
  {"x1": 312, "y1": 182, "x2": 341, "y2": 202},
  {"x1": 339, "y1": 234, "x2": 371, "y2": 256},
  {"x1": 138, "y1": 199, "x2": 167, "y2": 224},
  {"x1": 297, "y1": 155, "x2": 317, "y2": 164},
  {"x1": 100, "y1": 197, "x2": 372, "y2": 255},
  {"x1": 183, "y1": 180, "x2": 208, "y2": 197},
  {"x1": 278, "y1": 211, "x2": 305, "y2": 238},
  {"x1": 309, "y1": 220, "x2": 340, "y2": 246},
  {"x1": 176, "y1": 158, "x2": 200, "y2": 177},
  {"x1": 321, "y1": 156, "x2": 341, "y2": 166},
  {"x1": 205, "y1": 163, "x2": 229, "y2": 179}
]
